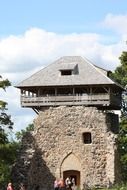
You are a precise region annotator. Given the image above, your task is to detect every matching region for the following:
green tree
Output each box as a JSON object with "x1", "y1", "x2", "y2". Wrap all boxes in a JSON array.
[
  {"x1": 110, "y1": 51, "x2": 127, "y2": 116},
  {"x1": 15, "y1": 123, "x2": 34, "y2": 142},
  {"x1": 0, "y1": 76, "x2": 15, "y2": 189},
  {"x1": 0, "y1": 77, "x2": 34, "y2": 188},
  {"x1": 0, "y1": 141, "x2": 19, "y2": 189},
  {"x1": 110, "y1": 51, "x2": 127, "y2": 181},
  {"x1": 0, "y1": 76, "x2": 13, "y2": 138},
  {"x1": 110, "y1": 51, "x2": 127, "y2": 87}
]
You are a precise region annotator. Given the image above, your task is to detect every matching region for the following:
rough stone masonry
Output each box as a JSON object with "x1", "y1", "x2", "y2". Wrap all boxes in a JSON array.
[{"x1": 12, "y1": 106, "x2": 120, "y2": 190}]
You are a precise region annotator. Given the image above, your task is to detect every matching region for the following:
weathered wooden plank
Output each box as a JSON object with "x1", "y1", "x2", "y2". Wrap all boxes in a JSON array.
[{"x1": 20, "y1": 93, "x2": 121, "y2": 108}]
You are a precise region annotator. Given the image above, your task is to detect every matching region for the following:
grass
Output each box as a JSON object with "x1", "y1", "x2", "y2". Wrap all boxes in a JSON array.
[
  {"x1": 78, "y1": 184, "x2": 127, "y2": 190},
  {"x1": 94, "y1": 185, "x2": 127, "y2": 190}
]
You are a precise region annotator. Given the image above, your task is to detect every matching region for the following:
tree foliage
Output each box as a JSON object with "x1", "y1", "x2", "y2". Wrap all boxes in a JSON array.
[
  {"x1": 110, "y1": 51, "x2": 127, "y2": 182},
  {"x1": 0, "y1": 142, "x2": 19, "y2": 188},
  {"x1": 15, "y1": 123, "x2": 34, "y2": 142},
  {"x1": 0, "y1": 76, "x2": 34, "y2": 188},
  {"x1": 0, "y1": 122, "x2": 34, "y2": 189},
  {"x1": 0, "y1": 76, "x2": 13, "y2": 145},
  {"x1": 110, "y1": 51, "x2": 127, "y2": 117},
  {"x1": 117, "y1": 118, "x2": 127, "y2": 181},
  {"x1": 0, "y1": 76, "x2": 13, "y2": 134},
  {"x1": 0, "y1": 76, "x2": 16, "y2": 189},
  {"x1": 110, "y1": 51, "x2": 127, "y2": 87}
]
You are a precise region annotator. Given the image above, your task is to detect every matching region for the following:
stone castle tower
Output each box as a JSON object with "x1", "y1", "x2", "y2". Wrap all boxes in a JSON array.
[{"x1": 13, "y1": 56, "x2": 123, "y2": 190}]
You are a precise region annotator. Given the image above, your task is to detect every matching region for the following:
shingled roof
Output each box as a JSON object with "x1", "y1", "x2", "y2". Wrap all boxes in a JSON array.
[{"x1": 16, "y1": 56, "x2": 122, "y2": 88}]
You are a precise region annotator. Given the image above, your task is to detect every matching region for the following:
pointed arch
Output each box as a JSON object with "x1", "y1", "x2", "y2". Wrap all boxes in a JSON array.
[
  {"x1": 60, "y1": 152, "x2": 81, "y2": 173},
  {"x1": 60, "y1": 153, "x2": 81, "y2": 187}
]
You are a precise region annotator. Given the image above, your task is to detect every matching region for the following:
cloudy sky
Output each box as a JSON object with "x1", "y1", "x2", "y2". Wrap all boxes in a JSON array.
[{"x1": 0, "y1": 0, "x2": 127, "y2": 133}]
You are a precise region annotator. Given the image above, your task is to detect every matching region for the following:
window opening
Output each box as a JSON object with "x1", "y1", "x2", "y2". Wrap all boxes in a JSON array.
[
  {"x1": 82, "y1": 132, "x2": 92, "y2": 144},
  {"x1": 61, "y1": 70, "x2": 72, "y2": 75}
]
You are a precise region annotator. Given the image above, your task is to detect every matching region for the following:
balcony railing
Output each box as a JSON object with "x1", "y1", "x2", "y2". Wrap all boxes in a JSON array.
[{"x1": 20, "y1": 93, "x2": 121, "y2": 108}]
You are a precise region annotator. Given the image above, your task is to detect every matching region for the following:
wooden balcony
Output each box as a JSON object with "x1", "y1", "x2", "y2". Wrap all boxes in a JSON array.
[{"x1": 20, "y1": 93, "x2": 121, "y2": 109}]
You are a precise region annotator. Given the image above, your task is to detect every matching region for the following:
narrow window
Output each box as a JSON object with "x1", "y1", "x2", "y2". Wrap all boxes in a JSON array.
[
  {"x1": 61, "y1": 70, "x2": 72, "y2": 75},
  {"x1": 82, "y1": 132, "x2": 92, "y2": 144}
]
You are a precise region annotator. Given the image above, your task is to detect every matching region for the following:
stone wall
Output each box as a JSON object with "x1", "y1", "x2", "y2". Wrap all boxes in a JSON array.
[{"x1": 12, "y1": 106, "x2": 119, "y2": 190}]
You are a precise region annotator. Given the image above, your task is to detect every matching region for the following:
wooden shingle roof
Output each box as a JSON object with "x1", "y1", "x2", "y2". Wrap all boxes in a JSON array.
[{"x1": 16, "y1": 56, "x2": 122, "y2": 88}]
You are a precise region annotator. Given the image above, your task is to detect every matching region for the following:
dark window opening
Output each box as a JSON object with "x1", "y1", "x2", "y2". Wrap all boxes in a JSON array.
[
  {"x1": 82, "y1": 132, "x2": 92, "y2": 144},
  {"x1": 61, "y1": 70, "x2": 72, "y2": 75},
  {"x1": 57, "y1": 87, "x2": 73, "y2": 95}
]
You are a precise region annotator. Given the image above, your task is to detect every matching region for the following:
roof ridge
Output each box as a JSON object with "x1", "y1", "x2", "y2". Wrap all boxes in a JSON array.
[
  {"x1": 81, "y1": 56, "x2": 114, "y2": 84},
  {"x1": 16, "y1": 56, "x2": 123, "y2": 90}
]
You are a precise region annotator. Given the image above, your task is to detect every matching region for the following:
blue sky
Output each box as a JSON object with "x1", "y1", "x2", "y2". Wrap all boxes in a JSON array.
[
  {"x1": 0, "y1": 0, "x2": 127, "y2": 133},
  {"x1": 0, "y1": 0, "x2": 127, "y2": 35}
]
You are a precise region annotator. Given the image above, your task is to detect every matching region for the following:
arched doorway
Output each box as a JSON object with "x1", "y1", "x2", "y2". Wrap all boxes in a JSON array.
[
  {"x1": 63, "y1": 170, "x2": 80, "y2": 186},
  {"x1": 60, "y1": 153, "x2": 81, "y2": 187}
]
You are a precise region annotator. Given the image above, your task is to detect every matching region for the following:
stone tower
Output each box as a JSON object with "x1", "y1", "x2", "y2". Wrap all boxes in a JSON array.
[{"x1": 13, "y1": 56, "x2": 123, "y2": 190}]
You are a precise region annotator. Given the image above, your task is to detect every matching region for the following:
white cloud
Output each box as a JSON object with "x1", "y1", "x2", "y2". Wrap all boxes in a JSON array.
[
  {"x1": 0, "y1": 86, "x2": 36, "y2": 132},
  {"x1": 103, "y1": 13, "x2": 127, "y2": 34},
  {"x1": 0, "y1": 15, "x2": 127, "y2": 133},
  {"x1": 0, "y1": 27, "x2": 124, "y2": 80}
]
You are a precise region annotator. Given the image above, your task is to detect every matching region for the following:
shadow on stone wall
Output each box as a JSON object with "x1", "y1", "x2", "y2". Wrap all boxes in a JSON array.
[
  {"x1": 11, "y1": 132, "x2": 55, "y2": 190},
  {"x1": 106, "y1": 113, "x2": 119, "y2": 134}
]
